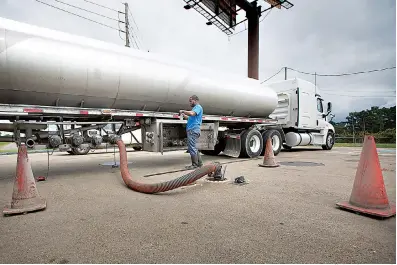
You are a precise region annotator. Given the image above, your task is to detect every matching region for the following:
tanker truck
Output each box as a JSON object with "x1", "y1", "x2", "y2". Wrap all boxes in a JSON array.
[{"x1": 0, "y1": 17, "x2": 335, "y2": 157}]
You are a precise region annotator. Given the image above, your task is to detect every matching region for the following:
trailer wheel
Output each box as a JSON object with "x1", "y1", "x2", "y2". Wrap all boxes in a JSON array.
[
  {"x1": 200, "y1": 137, "x2": 226, "y2": 156},
  {"x1": 67, "y1": 151, "x2": 74, "y2": 155},
  {"x1": 240, "y1": 129, "x2": 263, "y2": 158},
  {"x1": 261, "y1": 130, "x2": 282, "y2": 156},
  {"x1": 133, "y1": 146, "x2": 142, "y2": 151},
  {"x1": 322, "y1": 131, "x2": 334, "y2": 150},
  {"x1": 71, "y1": 146, "x2": 91, "y2": 155}
]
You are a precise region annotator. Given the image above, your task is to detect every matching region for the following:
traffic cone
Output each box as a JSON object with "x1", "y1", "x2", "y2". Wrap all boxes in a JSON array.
[
  {"x1": 3, "y1": 144, "x2": 46, "y2": 216},
  {"x1": 336, "y1": 135, "x2": 396, "y2": 218},
  {"x1": 258, "y1": 137, "x2": 279, "y2": 168}
]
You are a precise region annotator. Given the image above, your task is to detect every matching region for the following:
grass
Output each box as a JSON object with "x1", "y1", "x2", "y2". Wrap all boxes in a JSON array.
[
  {"x1": 0, "y1": 142, "x2": 10, "y2": 148},
  {"x1": 335, "y1": 142, "x2": 396, "y2": 148}
]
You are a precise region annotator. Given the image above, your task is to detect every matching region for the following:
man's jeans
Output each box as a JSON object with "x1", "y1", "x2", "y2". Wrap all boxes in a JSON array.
[{"x1": 187, "y1": 129, "x2": 200, "y2": 156}]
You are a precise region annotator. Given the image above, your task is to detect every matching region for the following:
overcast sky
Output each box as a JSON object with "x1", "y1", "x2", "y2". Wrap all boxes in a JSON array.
[{"x1": 0, "y1": 0, "x2": 395, "y2": 121}]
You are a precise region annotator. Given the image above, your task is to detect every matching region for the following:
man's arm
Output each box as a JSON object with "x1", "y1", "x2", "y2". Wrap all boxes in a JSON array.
[
  {"x1": 180, "y1": 105, "x2": 202, "y2": 117},
  {"x1": 179, "y1": 110, "x2": 197, "y2": 116}
]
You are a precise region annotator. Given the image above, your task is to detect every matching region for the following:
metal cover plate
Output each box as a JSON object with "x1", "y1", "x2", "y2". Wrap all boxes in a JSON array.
[{"x1": 278, "y1": 161, "x2": 324, "y2": 167}]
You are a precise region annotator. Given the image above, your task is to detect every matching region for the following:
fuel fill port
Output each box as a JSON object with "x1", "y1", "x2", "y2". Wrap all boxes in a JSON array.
[{"x1": 206, "y1": 164, "x2": 227, "y2": 182}]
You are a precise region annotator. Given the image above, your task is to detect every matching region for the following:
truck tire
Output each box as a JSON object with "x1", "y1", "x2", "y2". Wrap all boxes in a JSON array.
[
  {"x1": 71, "y1": 146, "x2": 91, "y2": 155},
  {"x1": 200, "y1": 137, "x2": 226, "y2": 156},
  {"x1": 261, "y1": 130, "x2": 282, "y2": 156},
  {"x1": 322, "y1": 131, "x2": 335, "y2": 150},
  {"x1": 240, "y1": 129, "x2": 263, "y2": 158},
  {"x1": 133, "y1": 146, "x2": 142, "y2": 151}
]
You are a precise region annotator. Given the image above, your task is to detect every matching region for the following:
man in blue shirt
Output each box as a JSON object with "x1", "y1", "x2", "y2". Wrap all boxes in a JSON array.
[{"x1": 179, "y1": 95, "x2": 203, "y2": 169}]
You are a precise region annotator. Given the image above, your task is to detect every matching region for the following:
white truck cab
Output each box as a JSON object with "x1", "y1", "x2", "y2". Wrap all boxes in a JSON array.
[{"x1": 267, "y1": 78, "x2": 335, "y2": 150}]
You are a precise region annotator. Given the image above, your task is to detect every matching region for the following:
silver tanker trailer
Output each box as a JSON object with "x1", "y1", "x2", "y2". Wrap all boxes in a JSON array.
[{"x1": 0, "y1": 17, "x2": 335, "y2": 157}]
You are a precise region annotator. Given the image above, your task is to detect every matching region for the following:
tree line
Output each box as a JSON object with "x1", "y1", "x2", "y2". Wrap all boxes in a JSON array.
[{"x1": 330, "y1": 106, "x2": 396, "y2": 143}]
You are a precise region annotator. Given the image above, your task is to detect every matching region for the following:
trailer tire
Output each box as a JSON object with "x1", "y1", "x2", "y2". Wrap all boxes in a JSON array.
[
  {"x1": 200, "y1": 137, "x2": 226, "y2": 156},
  {"x1": 240, "y1": 129, "x2": 263, "y2": 158},
  {"x1": 322, "y1": 131, "x2": 334, "y2": 150},
  {"x1": 261, "y1": 130, "x2": 282, "y2": 156},
  {"x1": 71, "y1": 146, "x2": 91, "y2": 155},
  {"x1": 133, "y1": 146, "x2": 142, "y2": 151}
]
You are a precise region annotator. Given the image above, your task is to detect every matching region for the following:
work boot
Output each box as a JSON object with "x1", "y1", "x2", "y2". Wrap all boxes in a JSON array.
[
  {"x1": 197, "y1": 152, "x2": 203, "y2": 167},
  {"x1": 185, "y1": 155, "x2": 199, "y2": 170}
]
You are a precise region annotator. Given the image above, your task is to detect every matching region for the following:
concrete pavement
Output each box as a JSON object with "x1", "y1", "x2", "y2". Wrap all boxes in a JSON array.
[{"x1": 0, "y1": 147, "x2": 395, "y2": 263}]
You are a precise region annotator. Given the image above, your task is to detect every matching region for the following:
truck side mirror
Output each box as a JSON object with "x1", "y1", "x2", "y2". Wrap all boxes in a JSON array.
[{"x1": 327, "y1": 102, "x2": 332, "y2": 113}]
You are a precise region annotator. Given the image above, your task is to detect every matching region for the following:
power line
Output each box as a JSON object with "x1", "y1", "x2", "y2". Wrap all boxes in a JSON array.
[
  {"x1": 128, "y1": 26, "x2": 140, "y2": 49},
  {"x1": 82, "y1": 0, "x2": 120, "y2": 13},
  {"x1": 320, "y1": 88, "x2": 396, "y2": 92},
  {"x1": 260, "y1": 8, "x2": 273, "y2": 22},
  {"x1": 127, "y1": 4, "x2": 141, "y2": 35},
  {"x1": 320, "y1": 91, "x2": 396, "y2": 98},
  {"x1": 53, "y1": 0, "x2": 122, "y2": 23},
  {"x1": 260, "y1": 67, "x2": 284, "y2": 83},
  {"x1": 35, "y1": 0, "x2": 124, "y2": 32},
  {"x1": 287, "y1": 66, "x2": 396, "y2": 77}
]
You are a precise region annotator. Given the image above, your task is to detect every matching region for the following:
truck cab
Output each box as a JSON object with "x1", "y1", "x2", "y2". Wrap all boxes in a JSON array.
[{"x1": 267, "y1": 78, "x2": 335, "y2": 150}]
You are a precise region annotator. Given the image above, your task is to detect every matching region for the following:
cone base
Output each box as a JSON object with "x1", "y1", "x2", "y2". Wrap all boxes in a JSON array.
[
  {"x1": 258, "y1": 163, "x2": 280, "y2": 168},
  {"x1": 3, "y1": 197, "x2": 46, "y2": 216},
  {"x1": 336, "y1": 201, "x2": 396, "y2": 218}
]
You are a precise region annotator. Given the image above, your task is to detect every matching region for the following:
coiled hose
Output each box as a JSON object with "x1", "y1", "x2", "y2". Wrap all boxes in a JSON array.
[{"x1": 116, "y1": 140, "x2": 221, "y2": 194}]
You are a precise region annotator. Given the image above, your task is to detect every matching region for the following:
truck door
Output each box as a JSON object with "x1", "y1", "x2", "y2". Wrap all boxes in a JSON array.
[
  {"x1": 316, "y1": 97, "x2": 327, "y2": 129},
  {"x1": 298, "y1": 88, "x2": 317, "y2": 128}
]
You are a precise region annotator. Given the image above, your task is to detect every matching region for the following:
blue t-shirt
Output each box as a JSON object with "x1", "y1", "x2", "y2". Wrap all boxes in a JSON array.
[{"x1": 186, "y1": 104, "x2": 203, "y2": 131}]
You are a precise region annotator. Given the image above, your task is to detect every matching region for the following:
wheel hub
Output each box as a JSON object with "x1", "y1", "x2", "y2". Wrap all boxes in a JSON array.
[{"x1": 249, "y1": 135, "x2": 261, "y2": 153}]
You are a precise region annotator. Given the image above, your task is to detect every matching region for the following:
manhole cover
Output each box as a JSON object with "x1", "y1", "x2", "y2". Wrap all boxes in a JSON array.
[{"x1": 279, "y1": 161, "x2": 324, "y2": 167}]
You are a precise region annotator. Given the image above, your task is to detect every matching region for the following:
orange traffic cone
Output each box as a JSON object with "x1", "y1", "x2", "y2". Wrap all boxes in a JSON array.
[
  {"x1": 3, "y1": 144, "x2": 46, "y2": 216},
  {"x1": 336, "y1": 135, "x2": 396, "y2": 218},
  {"x1": 259, "y1": 137, "x2": 279, "y2": 168}
]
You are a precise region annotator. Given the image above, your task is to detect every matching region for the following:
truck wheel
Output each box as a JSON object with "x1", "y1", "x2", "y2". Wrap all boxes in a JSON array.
[
  {"x1": 200, "y1": 137, "x2": 226, "y2": 156},
  {"x1": 240, "y1": 129, "x2": 263, "y2": 158},
  {"x1": 67, "y1": 151, "x2": 74, "y2": 155},
  {"x1": 261, "y1": 130, "x2": 282, "y2": 156},
  {"x1": 322, "y1": 131, "x2": 335, "y2": 150},
  {"x1": 133, "y1": 146, "x2": 142, "y2": 151},
  {"x1": 71, "y1": 146, "x2": 91, "y2": 155}
]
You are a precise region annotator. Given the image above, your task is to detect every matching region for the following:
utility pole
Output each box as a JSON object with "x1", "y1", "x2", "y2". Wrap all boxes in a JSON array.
[
  {"x1": 247, "y1": 1, "x2": 260, "y2": 80},
  {"x1": 314, "y1": 72, "x2": 317, "y2": 94},
  {"x1": 284, "y1": 67, "x2": 287, "y2": 80},
  {"x1": 124, "y1": 2, "x2": 130, "y2": 48}
]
